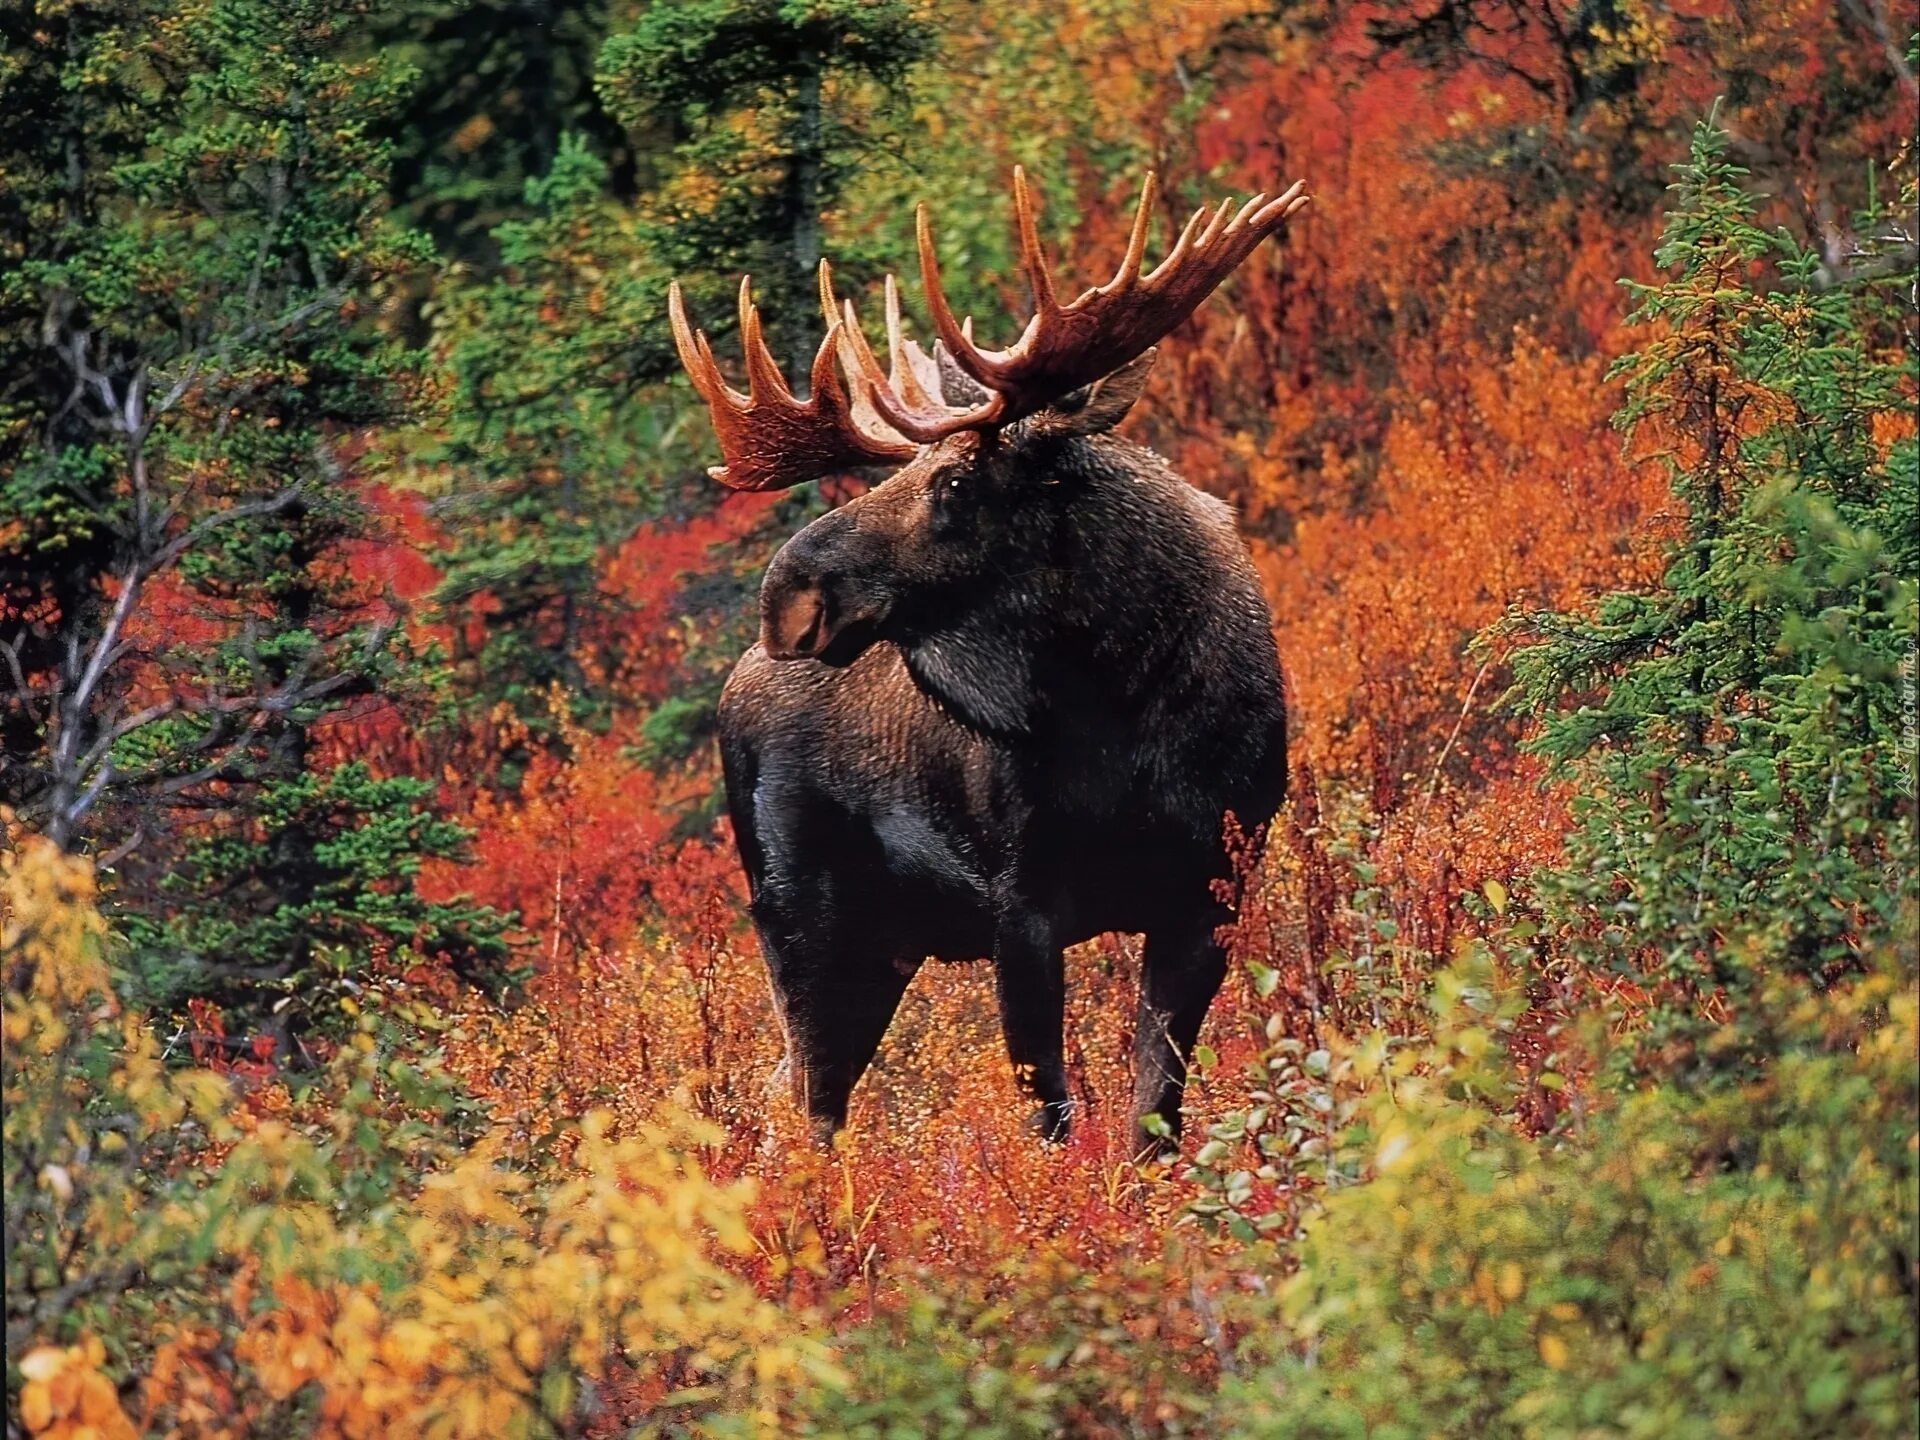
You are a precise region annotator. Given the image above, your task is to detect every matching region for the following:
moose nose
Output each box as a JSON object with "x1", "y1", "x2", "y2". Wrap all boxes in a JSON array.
[
  {"x1": 760, "y1": 530, "x2": 837, "y2": 659},
  {"x1": 759, "y1": 511, "x2": 890, "y2": 664},
  {"x1": 762, "y1": 585, "x2": 830, "y2": 660}
]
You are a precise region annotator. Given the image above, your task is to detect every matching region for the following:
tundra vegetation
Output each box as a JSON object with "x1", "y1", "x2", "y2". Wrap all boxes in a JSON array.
[{"x1": 2, "y1": 2, "x2": 1916, "y2": 1437}]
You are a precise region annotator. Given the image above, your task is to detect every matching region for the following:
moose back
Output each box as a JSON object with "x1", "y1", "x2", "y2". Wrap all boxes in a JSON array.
[{"x1": 669, "y1": 167, "x2": 1305, "y2": 1154}]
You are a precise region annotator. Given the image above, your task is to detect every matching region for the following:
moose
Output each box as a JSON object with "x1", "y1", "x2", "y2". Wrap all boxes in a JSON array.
[{"x1": 668, "y1": 168, "x2": 1305, "y2": 1155}]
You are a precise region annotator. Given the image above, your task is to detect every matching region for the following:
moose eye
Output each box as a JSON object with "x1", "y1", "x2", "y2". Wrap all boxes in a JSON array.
[{"x1": 930, "y1": 473, "x2": 971, "y2": 537}]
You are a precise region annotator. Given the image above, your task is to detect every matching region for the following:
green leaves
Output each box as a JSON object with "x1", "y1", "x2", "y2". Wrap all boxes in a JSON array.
[
  {"x1": 404, "y1": 0, "x2": 939, "y2": 744},
  {"x1": 599, "y1": 0, "x2": 930, "y2": 124},
  {"x1": 124, "y1": 762, "x2": 515, "y2": 1028},
  {"x1": 1223, "y1": 951, "x2": 1920, "y2": 1440}
]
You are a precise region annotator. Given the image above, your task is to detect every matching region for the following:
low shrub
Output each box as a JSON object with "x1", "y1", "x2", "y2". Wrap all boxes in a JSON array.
[
  {"x1": 4, "y1": 832, "x2": 824, "y2": 1439},
  {"x1": 1222, "y1": 941, "x2": 1919, "y2": 1440}
]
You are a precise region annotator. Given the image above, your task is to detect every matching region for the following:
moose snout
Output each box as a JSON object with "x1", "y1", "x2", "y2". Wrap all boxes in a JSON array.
[
  {"x1": 760, "y1": 523, "x2": 891, "y2": 664},
  {"x1": 762, "y1": 584, "x2": 830, "y2": 660}
]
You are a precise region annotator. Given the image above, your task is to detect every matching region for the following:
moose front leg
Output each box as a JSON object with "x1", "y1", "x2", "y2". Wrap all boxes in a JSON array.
[
  {"x1": 752, "y1": 889, "x2": 912, "y2": 1144},
  {"x1": 1132, "y1": 912, "x2": 1230, "y2": 1160},
  {"x1": 780, "y1": 945, "x2": 915, "y2": 1145},
  {"x1": 991, "y1": 898, "x2": 1072, "y2": 1142}
]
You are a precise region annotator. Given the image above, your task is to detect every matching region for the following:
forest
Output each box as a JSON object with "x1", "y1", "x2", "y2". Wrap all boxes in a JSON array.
[{"x1": 3, "y1": 0, "x2": 1916, "y2": 1435}]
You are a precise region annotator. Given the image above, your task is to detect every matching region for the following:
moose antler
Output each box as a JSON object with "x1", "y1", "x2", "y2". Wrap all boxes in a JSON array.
[
  {"x1": 671, "y1": 167, "x2": 1309, "y2": 487},
  {"x1": 668, "y1": 276, "x2": 915, "y2": 491},
  {"x1": 899, "y1": 168, "x2": 1310, "y2": 439}
]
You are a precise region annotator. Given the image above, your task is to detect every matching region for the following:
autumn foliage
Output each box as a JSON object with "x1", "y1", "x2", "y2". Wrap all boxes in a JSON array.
[{"x1": 4, "y1": 0, "x2": 1916, "y2": 1435}]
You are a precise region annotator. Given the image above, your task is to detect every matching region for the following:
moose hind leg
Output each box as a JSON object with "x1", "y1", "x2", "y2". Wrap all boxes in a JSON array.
[
  {"x1": 1132, "y1": 914, "x2": 1230, "y2": 1159},
  {"x1": 992, "y1": 903, "x2": 1072, "y2": 1142}
]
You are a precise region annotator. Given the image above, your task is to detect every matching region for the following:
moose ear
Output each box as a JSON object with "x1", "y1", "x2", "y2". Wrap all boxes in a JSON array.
[
  {"x1": 1031, "y1": 349, "x2": 1157, "y2": 438},
  {"x1": 933, "y1": 341, "x2": 994, "y2": 406}
]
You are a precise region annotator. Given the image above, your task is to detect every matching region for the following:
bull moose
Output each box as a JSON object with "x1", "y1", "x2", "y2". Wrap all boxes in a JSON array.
[{"x1": 668, "y1": 168, "x2": 1305, "y2": 1155}]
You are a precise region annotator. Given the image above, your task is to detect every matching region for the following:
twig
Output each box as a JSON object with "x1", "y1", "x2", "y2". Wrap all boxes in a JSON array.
[{"x1": 1416, "y1": 654, "x2": 1496, "y2": 826}]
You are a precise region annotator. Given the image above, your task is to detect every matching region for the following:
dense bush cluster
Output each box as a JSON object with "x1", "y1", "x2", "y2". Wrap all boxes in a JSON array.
[
  {"x1": 5, "y1": 836, "x2": 822, "y2": 1437},
  {"x1": 1229, "y1": 948, "x2": 1918, "y2": 1440}
]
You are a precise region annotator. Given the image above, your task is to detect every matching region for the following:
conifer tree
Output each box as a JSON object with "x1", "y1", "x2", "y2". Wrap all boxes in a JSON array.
[
  {"x1": 0, "y1": 0, "x2": 507, "y2": 1033},
  {"x1": 1497, "y1": 115, "x2": 1919, "y2": 1084},
  {"x1": 419, "y1": 0, "x2": 934, "y2": 752},
  {"x1": 371, "y1": 0, "x2": 633, "y2": 267}
]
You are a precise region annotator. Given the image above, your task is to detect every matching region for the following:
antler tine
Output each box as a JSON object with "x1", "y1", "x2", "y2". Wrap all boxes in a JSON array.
[
  {"x1": 668, "y1": 280, "x2": 737, "y2": 411},
  {"x1": 843, "y1": 292, "x2": 1001, "y2": 442},
  {"x1": 1182, "y1": 182, "x2": 1304, "y2": 289},
  {"x1": 882, "y1": 273, "x2": 908, "y2": 355},
  {"x1": 737, "y1": 276, "x2": 811, "y2": 409},
  {"x1": 820, "y1": 258, "x2": 991, "y2": 445},
  {"x1": 817, "y1": 255, "x2": 864, "y2": 382},
  {"x1": 671, "y1": 168, "x2": 1308, "y2": 486},
  {"x1": 920, "y1": 167, "x2": 1308, "y2": 427},
  {"x1": 827, "y1": 294, "x2": 915, "y2": 450},
  {"x1": 883, "y1": 275, "x2": 945, "y2": 412},
  {"x1": 808, "y1": 316, "x2": 852, "y2": 410},
  {"x1": 1143, "y1": 195, "x2": 1233, "y2": 289},
  {"x1": 915, "y1": 201, "x2": 986, "y2": 388},
  {"x1": 1012, "y1": 166, "x2": 1060, "y2": 315},
  {"x1": 817, "y1": 255, "x2": 843, "y2": 331},
  {"x1": 1105, "y1": 169, "x2": 1159, "y2": 296}
]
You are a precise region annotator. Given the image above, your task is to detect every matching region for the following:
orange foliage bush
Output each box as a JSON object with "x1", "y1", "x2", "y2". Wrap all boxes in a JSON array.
[{"x1": 16, "y1": 1338, "x2": 137, "y2": 1440}]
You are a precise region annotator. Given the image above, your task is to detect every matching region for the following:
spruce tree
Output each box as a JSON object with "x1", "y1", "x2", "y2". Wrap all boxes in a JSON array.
[
  {"x1": 1, "y1": 0, "x2": 507, "y2": 1035},
  {"x1": 1496, "y1": 115, "x2": 1919, "y2": 1085},
  {"x1": 371, "y1": 0, "x2": 633, "y2": 268},
  {"x1": 417, "y1": 0, "x2": 934, "y2": 758}
]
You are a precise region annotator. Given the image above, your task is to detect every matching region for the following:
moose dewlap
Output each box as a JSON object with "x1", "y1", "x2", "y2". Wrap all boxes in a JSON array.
[{"x1": 670, "y1": 167, "x2": 1306, "y2": 1154}]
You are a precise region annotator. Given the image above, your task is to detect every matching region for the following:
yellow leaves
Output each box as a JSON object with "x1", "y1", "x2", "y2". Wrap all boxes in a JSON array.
[
  {"x1": 1497, "y1": 1261, "x2": 1526, "y2": 1302},
  {"x1": 2, "y1": 831, "x2": 116, "y2": 1010},
  {"x1": 378, "y1": 1318, "x2": 444, "y2": 1373},
  {"x1": 142, "y1": 1322, "x2": 243, "y2": 1439},
  {"x1": 116, "y1": 1020, "x2": 187, "y2": 1132},
  {"x1": 38, "y1": 1162, "x2": 74, "y2": 1201},
  {"x1": 159, "y1": 1107, "x2": 823, "y2": 1438},
  {"x1": 16, "y1": 1336, "x2": 137, "y2": 1440},
  {"x1": 172, "y1": 1067, "x2": 232, "y2": 1124},
  {"x1": 5, "y1": 830, "x2": 811, "y2": 1437},
  {"x1": 1538, "y1": 1332, "x2": 1571, "y2": 1370},
  {"x1": 1375, "y1": 1123, "x2": 1414, "y2": 1174},
  {"x1": 235, "y1": 1278, "x2": 338, "y2": 1401},
  {"x1": 1464, "y1": 1261, "x2": 1526, "y2": 1315},
  {"x1": 419, "y1": 1149, "x2": 530, "y2": 1232}
]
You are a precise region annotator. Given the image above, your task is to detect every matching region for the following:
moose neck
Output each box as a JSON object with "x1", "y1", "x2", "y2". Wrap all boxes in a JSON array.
[{"x1": 898, "y1": 436, "x2": 1218, "y2": 740}]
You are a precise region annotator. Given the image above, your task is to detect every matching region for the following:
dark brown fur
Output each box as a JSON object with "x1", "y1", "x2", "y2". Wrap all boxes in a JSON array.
[{"x1": 719, "y1": 361, "x2": 1286, "y2": 1152}]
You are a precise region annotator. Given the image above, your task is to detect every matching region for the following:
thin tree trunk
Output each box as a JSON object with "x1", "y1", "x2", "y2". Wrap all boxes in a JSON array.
[{"x1": 788, "y1": 48, "x2": 822, "y2": 393}]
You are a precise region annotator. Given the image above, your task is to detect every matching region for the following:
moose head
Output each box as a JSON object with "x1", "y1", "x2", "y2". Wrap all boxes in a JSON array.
[{"x1": 671, "y1": 169, "x2": 1306, "y2": 658}]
